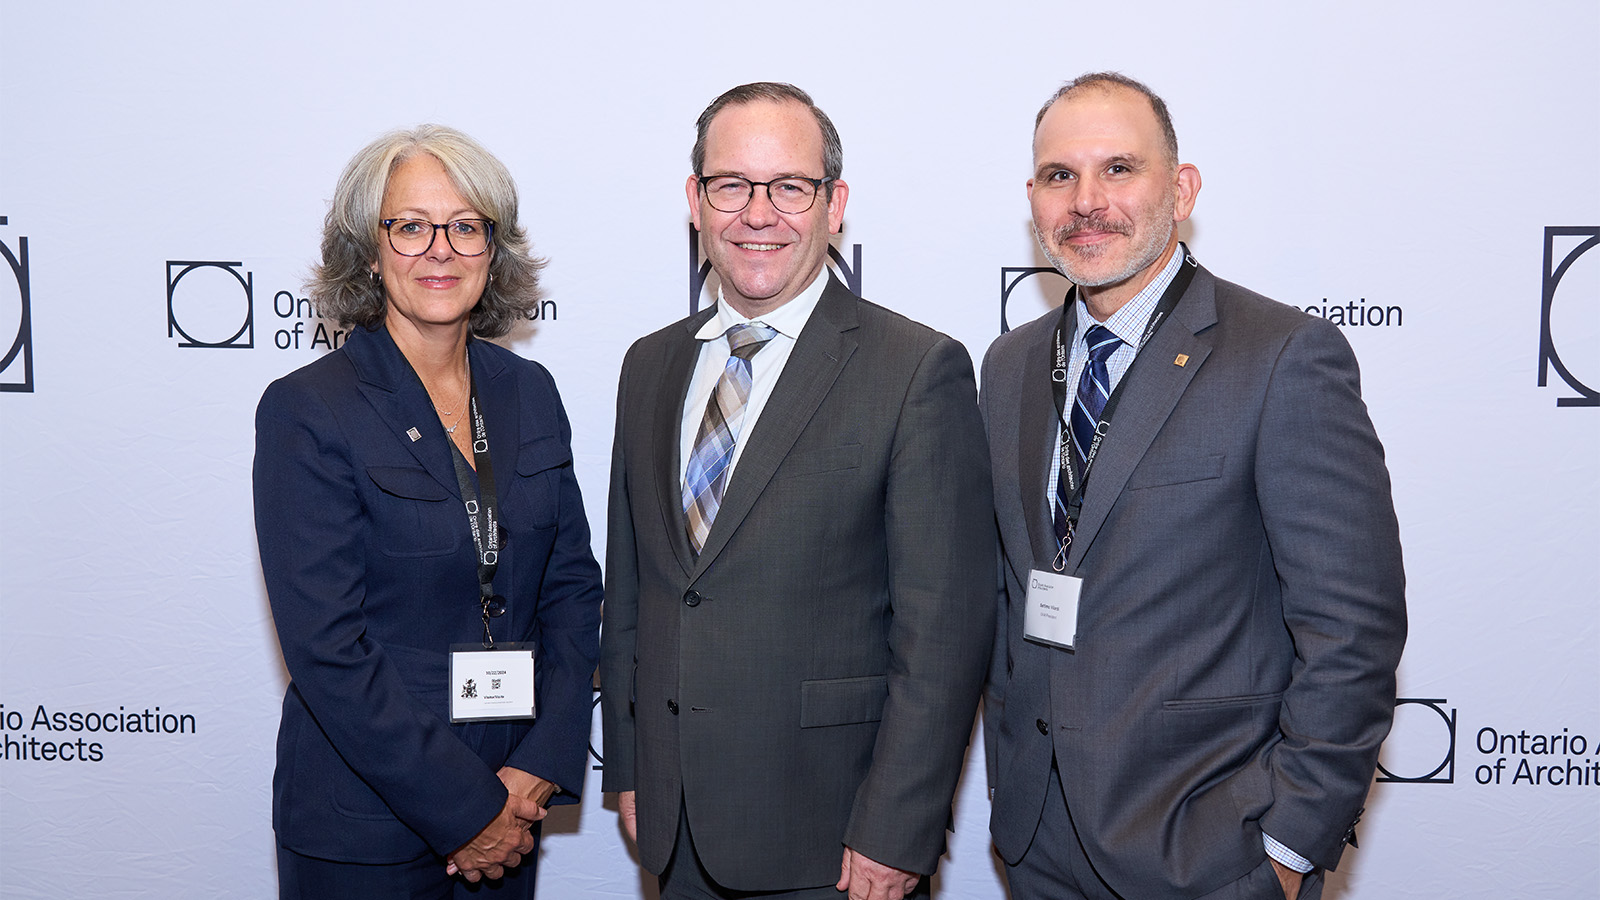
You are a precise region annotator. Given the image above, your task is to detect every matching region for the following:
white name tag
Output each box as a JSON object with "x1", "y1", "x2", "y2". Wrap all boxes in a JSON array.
[
  {"x1": 1024, "y1": 568, "x2": 1082, "y2": 650},
  {"x1": 449, "y1": 644, "x2": 537, "y2": 723}
]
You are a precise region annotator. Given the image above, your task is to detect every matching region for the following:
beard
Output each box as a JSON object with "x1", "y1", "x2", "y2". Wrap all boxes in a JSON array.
[{"x1": 1034, "y1": 192, "x2": 1176, "y2": 288}]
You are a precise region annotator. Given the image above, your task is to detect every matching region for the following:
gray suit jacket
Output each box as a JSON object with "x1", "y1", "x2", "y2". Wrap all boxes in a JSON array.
[
  {"x1": 601, "y1": 275, "x2": 996, "y2": 890},
  {"x1": 981, "y1": 263, "x2": 1405, "y2": 899}
]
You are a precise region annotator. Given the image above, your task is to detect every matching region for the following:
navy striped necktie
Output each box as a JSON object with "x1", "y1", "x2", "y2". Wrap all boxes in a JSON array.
[{"x1": 1054, "y1": 324, "x2": 1124, "y2": 544}]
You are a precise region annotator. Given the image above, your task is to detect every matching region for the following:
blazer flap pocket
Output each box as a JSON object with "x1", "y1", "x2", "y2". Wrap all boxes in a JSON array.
[
  {"x1": 782, "y1": 443, "x2": 863, "y2": 478},
  {"x1": 1127, "y1": 453, "x2": 1225, "y2": 490},
  {"x1": 516, "y1": 436, "x2": 572, "y2": 476},
  {"x1": 367, "y1": 465, "x2": 451, "y2": 501},
  {"x1": 1162, "y1": 690, "x2": 1284, "y2": 711},
  {"x1": 801, "y1": 675, "x2": 888, "y2": 727}
]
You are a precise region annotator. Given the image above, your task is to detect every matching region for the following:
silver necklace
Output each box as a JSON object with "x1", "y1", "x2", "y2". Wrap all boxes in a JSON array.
[{"x1": 427, "y1": 356, "x2": 471, "y2": 434}]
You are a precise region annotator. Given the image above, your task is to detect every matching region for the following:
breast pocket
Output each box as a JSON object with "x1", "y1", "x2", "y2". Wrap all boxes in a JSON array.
[
  {"x1": 502, "y1": 436, "x2": 571, "y2": 532},
  {"x1": 780, "y1": 443, "x2": 862, "y2": 479},
  {"x1": 366, "y1": 465, "x2": 459, "y2": 558},
  {"x1": 1125, "y1": 453, "x2": 1225, "y2": 490}
]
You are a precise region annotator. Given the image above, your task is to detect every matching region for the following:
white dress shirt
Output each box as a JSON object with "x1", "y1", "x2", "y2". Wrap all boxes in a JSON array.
[{"x1": 678, "y1": 270, "x2": 827, "y2": 490}]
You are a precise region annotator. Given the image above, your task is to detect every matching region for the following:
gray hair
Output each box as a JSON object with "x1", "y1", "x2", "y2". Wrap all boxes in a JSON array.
[
  {"x1": 308, "y1": 124, "x2": 545, "y2": 339},
  {"x1": 691, "y1": 82, "x2": 843, "y2": 198},
  {"x1": 1034, "y1": 72, "x2": 1179, "y2": 166}
]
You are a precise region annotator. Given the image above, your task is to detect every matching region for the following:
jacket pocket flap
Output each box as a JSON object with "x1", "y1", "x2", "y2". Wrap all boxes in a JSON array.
[
  {"x1": 367, "y1": 465, "x2": 451, "y2": 501},
  {"x1": 800, "y1": 675, "x2": 888, "y2": 727},
  {"x1": 782, "y1": 443, "x2": 863, "y2": 478},
  {"x1": 1161, "y1": 690, "x2": 1284, "y2": 711},
  {"x1": 517, "y1": 436, "x2": 572, "y2": 476}
]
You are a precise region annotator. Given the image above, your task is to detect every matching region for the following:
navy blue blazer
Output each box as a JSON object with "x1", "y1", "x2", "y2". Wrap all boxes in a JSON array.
[{"x1": 254, "y1": 324, "x2": 602, "y2": 863}]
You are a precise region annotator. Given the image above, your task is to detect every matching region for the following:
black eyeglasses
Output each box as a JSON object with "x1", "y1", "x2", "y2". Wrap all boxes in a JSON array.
[
  {"x1": 380, "y1": 218, "x2": 495, "y2": 257},
  {"x1": 697, "y1": 175, "x2": 832, "y2": 214}
]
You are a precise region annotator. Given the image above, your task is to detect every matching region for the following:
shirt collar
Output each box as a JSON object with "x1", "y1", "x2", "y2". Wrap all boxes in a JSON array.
[
  {"x1": 1076, "y1": 242, "x2": 1188, "y2": 347},
  {"x1": 695, "y1": 267, "x2": 829, "y2": 341}
]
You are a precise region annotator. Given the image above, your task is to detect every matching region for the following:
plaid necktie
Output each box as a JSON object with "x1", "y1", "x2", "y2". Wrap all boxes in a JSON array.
[
  {"x1": 683, "y1": 323, "x2": 778, "y2": 553},
  {"x1": 1054, "y1": 324, "x2": 1124, "y2": 545}
]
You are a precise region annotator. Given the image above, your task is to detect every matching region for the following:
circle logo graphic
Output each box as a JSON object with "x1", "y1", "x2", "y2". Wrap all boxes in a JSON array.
[
  {"x1": 1000, "y1": 267, "x2": 1070, "y2": 334},
  {"x1": 1375, "y1": 698, "x2": 1456, "y2": 784},
  {"x1": 0, "y1": 216, "x2": 32, "y2": 392},
  {"x1": 1539, "y1": 226, "x2": 1600, "y2": 407},
  {"x1": 167, "y1": 261, "x2": 253, "y2": 349}
]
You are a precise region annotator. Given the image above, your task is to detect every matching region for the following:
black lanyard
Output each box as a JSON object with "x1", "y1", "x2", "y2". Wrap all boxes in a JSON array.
[
  {"x1": 1051, "y1": 250, "x2": 1198, "y2": 561},
  {"x1": 441, "y1": 363, "x2": 506, "y2": 648}
]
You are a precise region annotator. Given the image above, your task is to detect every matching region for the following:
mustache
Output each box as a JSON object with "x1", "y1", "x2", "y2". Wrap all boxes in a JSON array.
[{"x1": 1051, "y1": 216, "x2": 1132, "y2": 242}]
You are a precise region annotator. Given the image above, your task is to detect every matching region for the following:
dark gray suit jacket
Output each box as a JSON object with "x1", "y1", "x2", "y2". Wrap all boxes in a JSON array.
[
  {"x1": 600, "y1": 275, "x2": 995, "y2": 890},
  {"x1": 981, "y1": 263, "x2": 1405, "y2": 899}
]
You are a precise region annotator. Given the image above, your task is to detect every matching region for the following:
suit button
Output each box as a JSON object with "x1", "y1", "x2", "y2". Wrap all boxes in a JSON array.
[
  {"x1": 667, "y1": 700, "x2": 679, "y2": 715},
  {"x1": 1037, "y1": 719, "x2": 1049, "y2": 735},
  {"x1": 683, "y1": 590, "x2": 701, "y2": 607}
]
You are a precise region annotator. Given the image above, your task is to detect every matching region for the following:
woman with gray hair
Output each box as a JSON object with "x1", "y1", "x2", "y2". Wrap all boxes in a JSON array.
[{"x1": 253, "y1": 125, "x2": 601, "y2": 898}]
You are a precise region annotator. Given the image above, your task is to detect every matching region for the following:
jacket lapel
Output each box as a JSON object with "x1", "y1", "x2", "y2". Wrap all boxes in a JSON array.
[
  {"x1": 657, "y1": 307, "x2": 719, "y2": 578},
  {"x1": 1020, "y1": 308, "x2": 1064, "y2": 569},
  {"x1": 1068, "y1": 266, "x2": 1218, "y2": 572},
  {"x1": 690, "y1": 276, "x2": 858, "y2": 578},
  {"x1": 346, "y1": 325, "x2": 463, "y2": 500}
]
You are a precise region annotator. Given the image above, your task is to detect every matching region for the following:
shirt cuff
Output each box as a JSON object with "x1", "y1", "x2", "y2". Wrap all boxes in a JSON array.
[{"x1": 1263, "y1": 832, "x2": 1314, "y2": 874}]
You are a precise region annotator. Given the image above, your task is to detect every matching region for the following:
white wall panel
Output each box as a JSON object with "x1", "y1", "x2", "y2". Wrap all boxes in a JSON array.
[{"x1": 2, "y1": 2, "x2": 1596, "y2": 897}]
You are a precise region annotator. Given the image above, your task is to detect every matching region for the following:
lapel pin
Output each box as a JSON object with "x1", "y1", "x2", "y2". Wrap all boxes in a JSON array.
[
  {"x1": 1174, "y1": 354, "x2": 1190, "y2": 367},
  {"x1": 406, "y1": 427, "x2": 422, "y2": 442}
]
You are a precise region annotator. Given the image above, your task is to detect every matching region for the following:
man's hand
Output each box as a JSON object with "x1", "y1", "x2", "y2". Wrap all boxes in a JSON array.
[
  {"x1": 498, "y1": 766, "x2": 558, "y2": 810},
  {"x1": 445, "y1": 794, "x2": 541, "y2": 882},
  {"x1": 1270, "y1": 859, "x2": 1305, "y2": 900},
  {"x1": 618, "y1": 790, "x2": 638, "y2": 843},
  {"x1": 836, "y1": 847, "x2": 920, "y2": 900}
]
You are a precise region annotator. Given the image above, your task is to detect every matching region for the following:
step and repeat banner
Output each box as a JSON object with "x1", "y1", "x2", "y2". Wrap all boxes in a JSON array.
[{"x1": 2, "y1": 2, "x2": 1595, "y2": 898}]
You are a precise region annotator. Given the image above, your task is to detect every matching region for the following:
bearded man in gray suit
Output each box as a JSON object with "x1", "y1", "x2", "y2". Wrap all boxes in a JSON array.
[
  {"x1": 981, "y1": 72, "x2": 1406, "y2": 900},
  {"x1": 601, "y1": 82, "x2": 994, "y2": 900}
]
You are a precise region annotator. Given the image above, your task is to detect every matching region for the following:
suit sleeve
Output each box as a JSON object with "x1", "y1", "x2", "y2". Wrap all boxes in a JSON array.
[
  {"x1": 503, "y1": 367, "x2": 604, "y2": 804},
  {"x1": 842, "y1": 336, "x2": 998, "y2": 874},
  {"x1": 1253, "y1": 317, "x2": 1406, "y2": 869},
  {"x1": 598, "y1": 349, "x2": 640, "y2": 793},
  {"x1": 253, "y1": 376, "x2": 507, "y2": 855}
]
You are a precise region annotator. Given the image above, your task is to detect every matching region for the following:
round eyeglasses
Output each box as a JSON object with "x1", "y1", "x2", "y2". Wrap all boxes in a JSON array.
[
  {"x1": 698, "y1": 175, "x2": 833, "y2": 215},
  {"x1": 381, "y1": 218, "x2": 495, "y2": 257}
]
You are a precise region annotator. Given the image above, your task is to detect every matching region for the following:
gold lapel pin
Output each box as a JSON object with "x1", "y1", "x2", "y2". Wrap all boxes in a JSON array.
[{"x1": 1174, "y1": 353, "x2": 1190, "y2": 367}]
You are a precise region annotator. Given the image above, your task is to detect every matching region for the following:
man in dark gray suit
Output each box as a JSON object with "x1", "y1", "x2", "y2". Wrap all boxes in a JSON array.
[
  {"x1": 600, "y1": 82, "x2": 994, "y2": 900},
  {"x1": 982, "y1": 72, "x2": 1406, "y2": 900}
]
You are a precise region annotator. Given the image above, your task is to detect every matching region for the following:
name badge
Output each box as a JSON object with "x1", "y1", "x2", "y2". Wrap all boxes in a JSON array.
[
  {"x1": 449, "y1": 643, "x2": 537, "y2": 723},
  {"x1": 1024, "y1": 568, "x2": 1082, "y2": 651}
]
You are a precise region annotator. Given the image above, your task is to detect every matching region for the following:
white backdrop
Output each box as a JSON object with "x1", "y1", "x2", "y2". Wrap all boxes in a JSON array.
[{"x1": 2, "y1": 2, "x2": 1597, "y2": 897}]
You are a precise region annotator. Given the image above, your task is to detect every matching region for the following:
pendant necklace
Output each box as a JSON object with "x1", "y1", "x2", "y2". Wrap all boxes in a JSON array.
[{"x1": 429, "y1": 355, "x2": 471, "y2": 435}]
